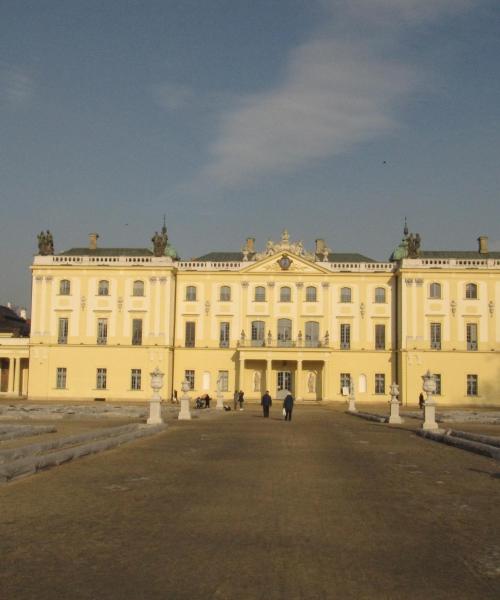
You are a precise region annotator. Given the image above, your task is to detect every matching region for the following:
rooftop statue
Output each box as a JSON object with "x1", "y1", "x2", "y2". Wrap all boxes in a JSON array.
[
  {"x1": 390, "y1": 220, "x2": 421, "y2": 261},
  {"x1": 255, "y1": 230, "x2": 315, "y2": 261},
  {"x1": 37, "y1": 230, "x2": 54, "y2": 255},
  {"x1": 152, "y1": 220, "x2": 179, "y2": 259}
]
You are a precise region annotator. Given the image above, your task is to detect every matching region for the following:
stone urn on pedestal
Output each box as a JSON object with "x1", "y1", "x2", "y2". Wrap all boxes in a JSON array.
[
  {"x1": 388, "y1": 382, "x2": 403, "y2": 424},
  {"x1": 348, "y1": 383, "x2": 357, "y2": 413},
  {"x1": 178, "y1": 379, "x2": 192, "y2": 420},
  {"x1": 215, "y1": 377, "x2": 224, "y2": 410},
  {"x1": 147, "y1": 367, "x2": 165, "y2": 425},
  {"x1": 421, "y1": 370, "x2": 439, "y2": 431}
]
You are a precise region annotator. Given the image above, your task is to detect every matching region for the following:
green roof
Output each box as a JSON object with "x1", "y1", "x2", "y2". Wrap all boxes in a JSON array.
[
  {"x1": 195, "y1": 252, "x2": 251, "y2": 261},
  {"x1": 59, "y1": 248, "x2": 153, "y2": 257},
  {"x1": 195, "y1": 251, "x2": 375, "y2": 263},
  {"x1": 321, "y1": 253, "x2": 375, "y2": 263}
]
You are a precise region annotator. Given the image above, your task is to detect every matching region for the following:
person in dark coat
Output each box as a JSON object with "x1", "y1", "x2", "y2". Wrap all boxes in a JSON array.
[
  {"x1": 418, "y1": 392, "x2": 425, "y2": 410},
  {"x1": 238, "y1": 390, "x2": 245, "y2": 411},
  {"x1": 261, "y1": 390, "x2": 272, "y2": 418},
  {"x1": 283, "y1": 390, "x2": 294, "y2": 421}
]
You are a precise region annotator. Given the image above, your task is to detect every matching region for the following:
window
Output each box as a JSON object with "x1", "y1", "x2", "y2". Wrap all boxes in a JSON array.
[
  {"x1": 280, "y1": 286, "x2": 291, "y2": 302},
  {"x1": 59, "y1": 279, "x2": 71, "y2": 295},
  {"x1": 466, "y1": 323, "x2": 478, "y2": 351},
  {"x1": 96, "y1": 368, "x2": 107, "y2": 390},
  {"x1": 133, "y1": 280, "x2": 144, "y2": 297},
  {"x1": 305, "y1": 286, "x2": 317, "y2": 302},
  {"x1": 375, "y1": 373, "x2": 385, "y2": 394},
  {"x1": 98, "y1": 280, "x2": 109, "y2": 296},
  {"x1": 465, "y1": 283, "x2": 477, "y2": 299},
  {"x1": 374, "y1": 287, "x2": 386, "y2": 303},
  {"x1": 185, "y1": 322, "x2": 196, "y2": 347},
  {"x1": 277, "y1": 319, "x2": 292, "y2": 346},
  {"x1": 340, "y1": 373, "x2": 351, "y2": 393},
  {"x1": 434, "y1": 374, "x2": 442, "y2": 396},
  {"x1": 218, "y1": 370, "x2": 229, "y2": 392},
  {"x1": 186, "y1": 286, "x2": 197, "y2": 301},
  {"x1": 97, "y1": 318, "x2": 108, "y2": 345},
  {"x1": 185, "y1": 370, "x2": 195, "y2": 390},
  {"x1": 340, "y1": 287, "x2": 351, "y2": 303},
  {"x1": 375, "y1": 324, "x2": 385, "y2": 350},
  {"x1": 305, "y1": 321, "x2": 319, "y2": 347},
  {"x1": 56, "y1": 367, "x2": 67, "y2": 389},
  {"x1": 57, "y1": 318, "x2": 68, "y2": 344},
  {"x1": 131, "y1": 369, "x2": 141, "y2": 390},
  {"x1": 219, "y1": 322, "x2": 230, "y2": 347},
  {"x1": 254, "y1": 286, "x2": 266, "y2": 302},
  {"x1": 467, "y1": 374, "x2": 478, "y2": 396},
  {"x1": 429, "y1": 282, "x2": 441, "y2": 299},
  {"x1": 430, "y1": 322, "x2": 441, "y2": 350},
  {"x1": 132, "y1": 319, "x2": 143, "y2": 346},
  {"x1": 340, "y1": 324, "x2": 350, "y2": 350},
  {"x1": 251, "y1": 320, "x2": 265, "y2": 346},
  {"x1": 220, "y1": 286, "x2": 231, "y2": 302}
]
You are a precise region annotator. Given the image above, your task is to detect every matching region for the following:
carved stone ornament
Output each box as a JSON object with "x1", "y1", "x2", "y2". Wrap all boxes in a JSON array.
[
  {"x1": 37, "y1": 230, "x2": 54, "y2": 255},
  {"x1": 278, "y1": 254, "x2": 292, "y2": 270},
  {"x1": 151, "y1": 222, "x2": 168, "y2": 257},
  {"x1": 254, "y1": 229, "x2": 316, "y2": 261}
]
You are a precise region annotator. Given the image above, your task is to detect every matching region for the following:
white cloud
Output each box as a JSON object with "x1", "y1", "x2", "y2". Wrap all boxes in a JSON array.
[
  {"x1": 196, "y1": 39, "x2": 416, "y2": 188},
  {"x1": 0, "y1": 63, "x2": 35, "y2": 108},
  {"x1": 152, "y1": 82, "x2": 194, "y2": 111}
]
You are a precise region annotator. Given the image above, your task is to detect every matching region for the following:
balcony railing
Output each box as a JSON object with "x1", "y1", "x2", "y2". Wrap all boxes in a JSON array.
[{"x1": 239, "y1": 337, "x2": 327, "y2": 348}]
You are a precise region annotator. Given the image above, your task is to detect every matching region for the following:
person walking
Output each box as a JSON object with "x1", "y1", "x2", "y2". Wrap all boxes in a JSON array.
[
  {"x1": 261, "y1": 390, "x2": 272, "y2": 418},
  {"x1": 283, "y1": 390, "x2": 294, "y2": 421},
  {"x1": 418, "y1": 392, "x2": 425, "y2": 410},
  {"x1": 238, "y1": 390, "x2": 245, "y2": 411}
]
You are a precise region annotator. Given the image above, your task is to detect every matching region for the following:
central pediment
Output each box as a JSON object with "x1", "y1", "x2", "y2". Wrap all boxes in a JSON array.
[{"x1": 241, "y1": 251, "x2": 331, "y2": 274}]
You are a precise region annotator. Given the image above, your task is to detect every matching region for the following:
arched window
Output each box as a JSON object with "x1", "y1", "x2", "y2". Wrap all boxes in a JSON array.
[
  {"x1": 133, "y1": 280, "x2": 144, "y2": 297},
  {"x1": 305, "y1": 286, "x2": 317, "y2": 302},
  {"x1": 374, "y1": 287, "x2": 386, "y2": 303},
  {"x1": 280, "y1": 286, "x2": 291, "y2": 302},
  {"x1": 305, "y1": 321, "x2": 319, "y2": 347},
  {"x1": 251, "y1": 321, "x2": 265, "y2": 347},
  {"x1": 220, "y1": 286, "x2": 231, "y2": 302},
  {"x1": 98, "y1": 280, "x2": 109, "y2": 296},
  {"x1": 277, "y1": 318, "x2": 292, "y2": 346},
  {"x1": 340, "y1": 287, "x2": 351, "y2": 303},
  {"x1": 429, "y1": 282, "x2": 441, "y2": 299},
  {"x1": 186, "y1": 285, "x2": 197, "y2": 301},
  {"x1": 254, "y1": 286, "x2": 266, "y2": 302},
  {"x1": 59, "y1": 279, "x2": 71, "y2": 295},
  {"x1": 465, "y1": 283, "x2": 477, "y2": 299}
]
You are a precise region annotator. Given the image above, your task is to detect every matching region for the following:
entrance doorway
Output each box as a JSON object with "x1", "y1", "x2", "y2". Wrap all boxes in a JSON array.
[{"x1": 277, "y1": 371, "x2": 292, "y2": 398}]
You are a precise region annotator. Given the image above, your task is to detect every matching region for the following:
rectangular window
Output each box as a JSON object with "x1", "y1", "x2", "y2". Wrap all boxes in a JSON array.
[
  {"x1": 131, "y1": 369, "x2": 141, "y2": 390},
  {"x1": 467, "y1": 374, "x2": 478, "y2": 396},
  {"x1": 185, "y1": 370, "x2": 195, "y2": 390},
  {"x1": 132, "y1": 319, "x2": 143, "y2": 346},
  {"x1": 430, "y1": 322, "x2": 441, "y2": 350},
  {"x1": 218, "y1": 370, "x2": 229, "y2": 392},
  {"x1": 96, "y1": 368, "x2": 107, "y2": 390},
  {"x1": 340, "y1": 324, "x2": 350, "y2": 350},
  {"x1": 97, "y1": 318, "x2": 108, "y2": 345},
  {"x1": 434, "y1": 374, "x2": 442, "y2": 396},
  {"x1": 375, "y1": 324, "x2": 386, "y2": 350},
  {"x1": 185, "y1": 321, "x2": 196, "y2": 347},
  {"x1": 375, "y1": 373, "x2": 385, "y2": 394},
  {"x1": 57, "y1": 318, "x2": 68, "y2": 344},
  {"x1": 340, "y1": 373, "x2": 351, "y2": 394},
  {"x1": 219, "y1": 322, "x2": 230, "y2": 347},
  {"x1": 466, "y1": 323, "x2": 478, "y2": 351},
  {"x1": 56, "y1": 367, "x2": 67, "y2": 389}
]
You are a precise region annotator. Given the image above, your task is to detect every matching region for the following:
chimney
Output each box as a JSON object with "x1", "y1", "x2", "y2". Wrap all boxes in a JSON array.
[
  {"x1": 246, "y1": 237, "x2": 255, "y2": 253},
  {"x1": 478, "y1": 236, "x2": 488, "y2": 254},
  {"x1": 315, "y1": 239, "x2": 325, "y2": 254},
  {"x1": 89, "y1": 233, "x2": 99, "y2": 250}
]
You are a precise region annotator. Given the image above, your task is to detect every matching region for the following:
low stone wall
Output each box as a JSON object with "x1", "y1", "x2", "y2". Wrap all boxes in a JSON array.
[{"x1": 0, "y1": 425, "x2": 57, "y2": 441}]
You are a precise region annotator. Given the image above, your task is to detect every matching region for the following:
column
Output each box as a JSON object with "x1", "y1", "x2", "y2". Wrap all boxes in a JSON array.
[
  {"x1": 13, "y1": 358, "x2": 21, "y2": 396},
  {"x1": 296, "y1": 359, "x2": 302, "y2": 401},
  {"x1": 7, "y1": 358, "x2": 15, "y2": 394},
  {"x1": 266, "y1": 359, "x2": 272, "y2": 392},
  {"x1": 322, "y1": 358, "x2": 328, "y2": 401}
]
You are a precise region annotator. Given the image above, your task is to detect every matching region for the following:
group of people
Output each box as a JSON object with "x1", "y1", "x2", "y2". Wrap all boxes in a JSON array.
[
  {"x1": 261, "y1": 390, "x2": 294, "y2": 421},
  {"x1": 233, "y1": 390, "x2": 245, "y2": 411}
]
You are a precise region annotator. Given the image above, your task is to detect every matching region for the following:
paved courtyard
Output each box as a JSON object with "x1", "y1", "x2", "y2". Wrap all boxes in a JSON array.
[{"x1": 1, "y1": 404, "x2": 499, "y2": 599}]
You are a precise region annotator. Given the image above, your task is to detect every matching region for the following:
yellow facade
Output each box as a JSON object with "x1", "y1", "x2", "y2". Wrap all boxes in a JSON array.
[{"x1": 4, "y1": 230, "x2": 499, "y2": 406}]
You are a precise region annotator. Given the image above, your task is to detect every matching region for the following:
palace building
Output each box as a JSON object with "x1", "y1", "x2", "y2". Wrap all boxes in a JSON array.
[{"x1": 1, "y1": 225, "x2": 499, "y2": 405}]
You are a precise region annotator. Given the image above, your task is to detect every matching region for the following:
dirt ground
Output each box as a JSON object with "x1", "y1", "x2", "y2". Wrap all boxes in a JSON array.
[{"x1": 1, "y1": 404, "x2": 499, "y2": 600}]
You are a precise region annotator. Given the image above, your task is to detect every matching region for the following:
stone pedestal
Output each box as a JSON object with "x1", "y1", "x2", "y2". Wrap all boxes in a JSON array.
[
  {"x1": 348, "y1": 388, "x2": 357, "y2": 413},
  {"x1": 147, "y1": 393, "x2": 164, "y2": 425},
  {"x1": 178, "y1": 395, "x2": 192, "y2": 420},
  {"x1": 422, "y1": 398, "x2": 438, "y2": 431},
  {"x1": 216, "y1": 392, "x2": 224, "y2": 410},
  {"x1": 388, "y1": 399, "x2": 403, "y2": 424}
]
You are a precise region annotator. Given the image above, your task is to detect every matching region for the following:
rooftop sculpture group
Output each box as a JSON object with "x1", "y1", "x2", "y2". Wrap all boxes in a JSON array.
[{"x1": 37, "y1": 231, "x2": 54, "y2": 256}]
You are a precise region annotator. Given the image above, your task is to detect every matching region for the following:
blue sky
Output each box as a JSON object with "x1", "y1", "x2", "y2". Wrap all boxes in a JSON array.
[{"x1": 1, "y1": 0, "x2": 499, "y2": 308}]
